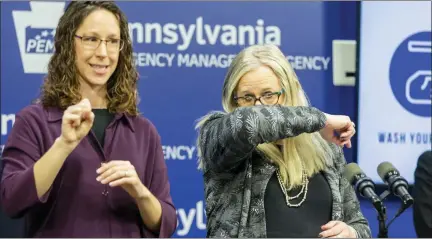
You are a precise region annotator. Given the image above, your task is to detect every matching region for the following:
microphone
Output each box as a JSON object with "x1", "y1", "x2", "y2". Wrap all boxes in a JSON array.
[
  {"x1": 377, "y1": 162, "x2": 414, "y2": 208},
  {"x1": 343, "y1": 163, "x2": 384, "y2": 213}
]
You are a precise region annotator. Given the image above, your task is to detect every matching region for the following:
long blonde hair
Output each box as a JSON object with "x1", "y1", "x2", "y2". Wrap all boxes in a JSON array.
[{"x1": 196, "y1": 44, "x2": 334, "y2": 190}]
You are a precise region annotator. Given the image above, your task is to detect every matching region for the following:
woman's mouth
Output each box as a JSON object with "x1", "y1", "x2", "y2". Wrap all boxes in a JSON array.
[{"x1": 89, "y1": 64, "x2": 109, "y2": 75}]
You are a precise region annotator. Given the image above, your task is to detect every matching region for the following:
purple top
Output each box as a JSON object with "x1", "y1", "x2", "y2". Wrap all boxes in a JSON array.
[{"x1": 0, "y1": 104, "x2": 177, "y2": 237}]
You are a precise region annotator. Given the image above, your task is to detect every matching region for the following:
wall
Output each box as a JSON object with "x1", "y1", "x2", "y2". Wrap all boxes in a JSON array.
[{"x1": 0, "y1": 1, "x2": 417, "y2": 237}]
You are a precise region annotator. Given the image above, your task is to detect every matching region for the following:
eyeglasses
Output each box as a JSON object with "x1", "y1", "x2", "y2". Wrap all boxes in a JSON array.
[
  {"x1": 75, "y1": 35, "x2": 124, "y2": 52},
  {"x1": 234, "y1": 89, "x2": 284, "y2": 106}
]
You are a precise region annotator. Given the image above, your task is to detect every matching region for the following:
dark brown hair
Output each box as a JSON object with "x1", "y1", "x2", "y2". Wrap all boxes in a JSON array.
[{"x1": 39, "y1": 1, "x2": 139, "y2": 115}]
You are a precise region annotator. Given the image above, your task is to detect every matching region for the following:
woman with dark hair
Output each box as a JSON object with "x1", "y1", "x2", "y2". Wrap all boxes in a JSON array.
[{"x1": 0, "y1": 2, "x2": 177, "y2": 237}]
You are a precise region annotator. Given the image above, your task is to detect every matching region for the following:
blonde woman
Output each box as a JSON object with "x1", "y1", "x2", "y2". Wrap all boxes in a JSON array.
[{"x1": 196, "y1": 44, "x2": 371, "y2": 238}]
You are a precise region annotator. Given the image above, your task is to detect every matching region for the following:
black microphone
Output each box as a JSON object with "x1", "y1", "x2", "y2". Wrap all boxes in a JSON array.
[
  {"x1": 377, "y1": 161, "x2": 414, "y2": 208},
  {"x1": 343, "y1": 163, "x2": 384, "y2": 213}
]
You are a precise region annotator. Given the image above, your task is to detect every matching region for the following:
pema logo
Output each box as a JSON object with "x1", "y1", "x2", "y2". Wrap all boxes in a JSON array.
[
  {"x1": 389, "y1": 31, "x2": 432, "y2": 117},
  {"x1": 12, "y1": 2, "x2": 65, "y2": 74}
]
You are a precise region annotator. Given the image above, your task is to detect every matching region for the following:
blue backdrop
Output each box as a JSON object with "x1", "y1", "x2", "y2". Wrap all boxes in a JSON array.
[{"x1": 0, "y1": 1, "x2": 419, "y2": 237}]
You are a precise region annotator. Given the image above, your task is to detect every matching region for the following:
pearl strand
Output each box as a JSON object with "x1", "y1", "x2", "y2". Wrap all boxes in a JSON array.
[{"x1": 275, "y1": 163, "x2": 309, "y2": 208}]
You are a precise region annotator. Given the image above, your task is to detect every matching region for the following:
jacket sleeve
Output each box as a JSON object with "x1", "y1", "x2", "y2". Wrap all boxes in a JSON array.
[
  {"x1": 141, "y1": 124, "x2": 177, "y2": 238},
  {"x1": 0, "y1": 109, "x2": 51, "y2": 218},
  {"x1": 334, "y1": 147, "x2": 372, "y2": 238},
  {"x1": 197, "y1": 105, "x2": 327, "y2": 172},
  {"x1": 413, "y1": 150, "x2": 432, "y2": 238}
]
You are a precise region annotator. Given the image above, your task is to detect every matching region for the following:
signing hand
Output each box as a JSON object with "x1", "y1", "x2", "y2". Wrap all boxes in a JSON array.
[
  {"x1": 320, "y1": 113, "x2": 356, "y2": 148},
  {"x1": 60, "y1": 98, "x2": 94, "y2": 146},
  {"x1": 319, "y1": 221, "x2": 357, "y2": 238},
  {"x1": 96, "y1": 160, "x2": 150, "y2": 200}
]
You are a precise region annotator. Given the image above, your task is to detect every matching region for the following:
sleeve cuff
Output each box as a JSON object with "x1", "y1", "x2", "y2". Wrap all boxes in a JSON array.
[
  {"x1": 141, "y1": 199, "x2": 177, "y2": 238},
  {"x1": 348, "y1": 225, "x2": 359, "y2": 238}
]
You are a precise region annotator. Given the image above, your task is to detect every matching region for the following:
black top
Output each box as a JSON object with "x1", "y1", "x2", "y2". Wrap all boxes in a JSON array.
[
  {"x1": 91, "y1": 109, "x2": 115, "y2": 148},
  {"x1": 413, "y1": 150, "x2": 432, "y2": 238},
  {"x1": 264, "y1": 171, "x2": 332, "y2": 238}
]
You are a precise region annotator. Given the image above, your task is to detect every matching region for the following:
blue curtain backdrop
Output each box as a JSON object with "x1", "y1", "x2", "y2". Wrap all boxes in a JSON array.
[{"x1": 0, "y1": 2, "x2": 420, "y2": 237}]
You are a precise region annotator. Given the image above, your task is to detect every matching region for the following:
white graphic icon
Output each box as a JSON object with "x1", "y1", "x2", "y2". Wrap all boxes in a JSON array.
[
  {"x1": 408, "y1": 40, "x2": 432, "y2": 53},
  {"x1": 405, "y1": 40, "x2": 432, "y2": 105},
  {"x1": 12, "y1": 2, "x2": 65, "y2": 74}
]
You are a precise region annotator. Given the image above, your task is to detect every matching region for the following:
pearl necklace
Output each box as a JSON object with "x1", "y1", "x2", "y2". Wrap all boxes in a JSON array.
[{"x1": 275, "y1": 163, "x2": 309, "y2": 208}]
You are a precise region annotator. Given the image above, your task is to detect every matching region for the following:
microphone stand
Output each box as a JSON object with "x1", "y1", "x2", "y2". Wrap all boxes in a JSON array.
[
  {"x1": 377, "y1": 210, "x2": 388, "y2": 238},
  {"x1": 376, "y1": 189, "x2": 413, "y2": 238},
  {"x1": 371, "y1": 190, "x2": 388, "y2": 238},
  {"x1": 376, "y1": 190, "x2": 389, "y2": 238}
]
